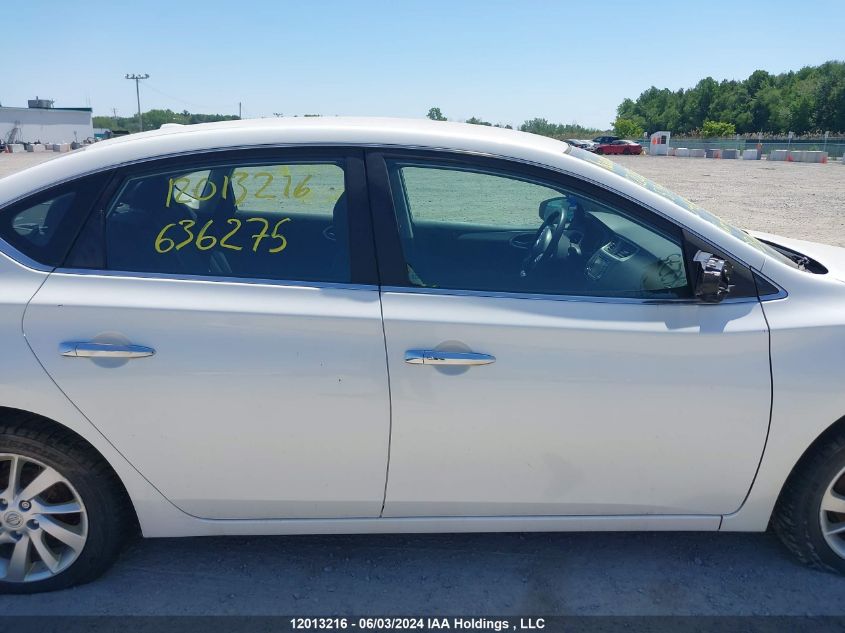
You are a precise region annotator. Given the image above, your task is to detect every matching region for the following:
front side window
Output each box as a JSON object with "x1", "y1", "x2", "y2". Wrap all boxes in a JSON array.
[
  {"x1": 385, "y1": 158, "x2": 690, "y2": 299},
  {"x1": 93, "y1": 159, "x2": 350, "y2": 283}
]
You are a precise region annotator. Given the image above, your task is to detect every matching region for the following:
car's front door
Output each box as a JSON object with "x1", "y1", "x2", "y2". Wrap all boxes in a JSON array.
[
  {"x1": 368, "y1": 151, "x2": 771, "y2": 518},
  {"x1": 23, "y1": 148, "x2": 391, "y2": 519}
]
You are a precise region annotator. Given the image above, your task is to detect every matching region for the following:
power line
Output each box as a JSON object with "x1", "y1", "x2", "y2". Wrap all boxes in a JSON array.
[{"x1": 142, "y1": 80, "x2": 239, "y2": 116}]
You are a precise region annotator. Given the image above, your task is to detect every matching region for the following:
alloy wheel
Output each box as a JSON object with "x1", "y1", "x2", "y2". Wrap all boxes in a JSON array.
[
  {"x1": 820, "y1": 464, "x2": 845, "y2": 560},
  {"x1": 0, "y1": 453, "x2": 88, "y2": 583}
]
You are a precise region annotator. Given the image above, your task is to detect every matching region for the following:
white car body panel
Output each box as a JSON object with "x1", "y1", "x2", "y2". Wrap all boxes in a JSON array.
[
  {"x1": 0, "y1": 252, "x2": 185, "y2": 533},
  {"x1": 380, "y1": 291, "x2": 770, "y2": 517},
  {"x1": 24, "y1": 273, "x2": 391, "y2": 519},
  {"x1": 0, "y1": 117, "x2": 843, "y2": 537},
  {"x1": 722, "y1": 256, "x2": 845, "y2": 530}
]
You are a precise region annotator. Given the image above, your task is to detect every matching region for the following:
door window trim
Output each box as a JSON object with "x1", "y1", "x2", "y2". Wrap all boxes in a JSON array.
[{"x1": 61, "y1": 147, "x2": 380, "y2": 287}]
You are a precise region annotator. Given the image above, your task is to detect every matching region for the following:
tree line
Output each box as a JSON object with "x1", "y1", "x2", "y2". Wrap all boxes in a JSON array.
[
  {"x1": 93, "y1": 109, "x2": 239, "y2": 133},
  {"x1": 99, "y1": 59, "x2": 845, "y2": 143},
  {"x1": 426, "y1": 107, "x2": 605, "y2": 139},
  {"x1": 615, "y1": 60, "x2": 845, "y2": 136}
]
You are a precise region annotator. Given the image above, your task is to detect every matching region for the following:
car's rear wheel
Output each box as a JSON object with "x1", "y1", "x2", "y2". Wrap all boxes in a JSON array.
[
  {"x1": 0, "y1": 420, "x2": 133, "y2": 593},
  {"x1": 774, "y1": 430, "x2": 845, "y2": 573}
]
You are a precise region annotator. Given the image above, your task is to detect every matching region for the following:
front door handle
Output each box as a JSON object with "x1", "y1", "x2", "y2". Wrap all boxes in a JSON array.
[
  {"x1": 59, "y1": 342, "x2": 156, "y2": 359},
  {"x1": 404, "y1": 349, "x2": 495, "y2": 366}
]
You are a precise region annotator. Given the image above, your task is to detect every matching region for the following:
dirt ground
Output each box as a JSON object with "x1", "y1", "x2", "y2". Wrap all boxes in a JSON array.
[
  {"x1": 0, "y1": 151, "x2": 61, "y2": 178},
  {"x1": 612, "y1": 154, "x2": 845, "y2": 247}
]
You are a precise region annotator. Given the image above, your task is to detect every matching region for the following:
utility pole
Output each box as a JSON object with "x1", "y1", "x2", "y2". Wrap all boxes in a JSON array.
[
  {"x1": 238, "y1": 102, "x2": 242, "y2": 119},
  {"x1": 125, "y1": 73, "x2": 149, "y2": 131}
]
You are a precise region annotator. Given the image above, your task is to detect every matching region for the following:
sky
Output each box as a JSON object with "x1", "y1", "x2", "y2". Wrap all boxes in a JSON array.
[{"x1": 3, "y1": 0, "x2": 844, "y2": 129}]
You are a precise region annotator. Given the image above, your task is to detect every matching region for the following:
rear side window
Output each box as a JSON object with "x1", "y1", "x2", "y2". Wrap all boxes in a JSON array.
[
  {"x1": 73, "y1": 158, "x2": 353, "y2": 284},
  {"x1": 0, "y1": 174, "x2": 108, "y2": 267}
]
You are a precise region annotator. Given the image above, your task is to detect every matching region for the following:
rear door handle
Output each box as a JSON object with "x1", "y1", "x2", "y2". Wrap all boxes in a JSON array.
[
  {"x1": 404, "y1": 349, "x2": 495, "y2": 366},
  {"x1": 59, "y1": 342, "x2": 156, "y2": 359}
]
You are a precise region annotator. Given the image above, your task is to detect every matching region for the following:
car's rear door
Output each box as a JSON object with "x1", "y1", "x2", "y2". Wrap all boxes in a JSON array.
[
  {"x1": 23, "y1": 147, "x2": 391, "y2": 520},
  {"x1": 368, "y1": 149, "x2": 772, "y2": 519}
]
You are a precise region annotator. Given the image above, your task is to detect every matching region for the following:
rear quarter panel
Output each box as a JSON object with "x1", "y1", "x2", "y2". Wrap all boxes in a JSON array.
[{"x1": 0, "y1": 251, "x2": 190, "y2": 534}]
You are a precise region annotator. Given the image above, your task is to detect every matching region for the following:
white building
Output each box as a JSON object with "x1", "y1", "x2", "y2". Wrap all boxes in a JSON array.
[{"x1": 1, "y1": 103, "x2": 94, "y2": 145}]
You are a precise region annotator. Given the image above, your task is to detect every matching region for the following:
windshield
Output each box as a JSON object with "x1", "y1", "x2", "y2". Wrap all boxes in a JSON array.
[{"x1": 566, "y1": 146, "x2": 799, "y2": 269}]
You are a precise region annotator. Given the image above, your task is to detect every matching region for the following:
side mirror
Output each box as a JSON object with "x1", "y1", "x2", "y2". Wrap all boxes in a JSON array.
[{"x1": 693, "y1": 251, "x2": 732, "y2": 303}]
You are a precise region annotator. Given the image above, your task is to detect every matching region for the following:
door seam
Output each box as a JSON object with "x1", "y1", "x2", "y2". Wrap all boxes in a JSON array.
[{"x1": 377, "y1": 289, "x2": 393, "y2": 518}]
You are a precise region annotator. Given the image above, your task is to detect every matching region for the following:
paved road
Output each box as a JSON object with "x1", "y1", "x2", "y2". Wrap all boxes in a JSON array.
[{"x1": 1, "y1": 531, "x2": 844, "y2": 615}]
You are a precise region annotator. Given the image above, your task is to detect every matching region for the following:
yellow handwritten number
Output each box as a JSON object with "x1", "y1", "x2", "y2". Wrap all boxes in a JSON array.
[
  {"x1": 192, "y1": 178, "x2": 218, "y2": 202},
  {"x1": 175, "y1": 220, "x2": 196, "y2": 250},
  {"x1": 155, "y1": 216, "x2": 291, "y2": 254},
  {"x1": 165, "y1": 177, "x2": 191, "y2": 208},
  {"x1": 155, "y1": 223, "x2": 177, "y2": 253},
  {"x1": 219, "y1": 218, "x2": 243, "y2": 251},
  {"x1": 253, "y1": 172, "x2": 276, "y2": 199},
  {"x1": 232, "y1": 172, "x2": 250, "y2": 206},
  {"x1": 195, "y1": 220, "x2": 218, "y2": 251},
  {"x1": 269, "y1": 218, "x2": 291, "y2": 253},
  {"x1": 293, "y1": 175, "x2": 312, "y2": 199},
  {"x1": 246, "y1": 217, "x2": 270, "y2": 252}
]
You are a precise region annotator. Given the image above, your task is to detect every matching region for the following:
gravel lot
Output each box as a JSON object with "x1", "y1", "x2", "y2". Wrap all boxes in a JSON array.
[
  {"x1": 613, "y1": 154, "x2": 845, "y2": 247},
  {"x1": 0, "y1": 150, "x2": 844, "y2": 616},
  {"x1": 0, "y1": 151, "x2": 61, "y2": 178}
]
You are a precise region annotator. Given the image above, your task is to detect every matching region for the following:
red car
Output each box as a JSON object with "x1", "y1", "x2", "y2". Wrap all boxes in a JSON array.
[{"x1": 595, "y1": 139, "x2": 643, "y2": 155}]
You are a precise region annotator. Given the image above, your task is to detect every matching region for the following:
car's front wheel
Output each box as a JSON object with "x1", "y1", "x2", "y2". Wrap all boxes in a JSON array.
[
  {"x1": 0, "y1": 419, "x2": 133, "y2": 593},
  {"x1": 774, "y1": 429, "x2": 845, "y2": 573}
]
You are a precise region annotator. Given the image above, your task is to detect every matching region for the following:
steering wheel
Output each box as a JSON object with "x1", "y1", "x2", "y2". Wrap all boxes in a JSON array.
[{"x1": 520, "y1": 206, "x2": 572, "y2": 277}]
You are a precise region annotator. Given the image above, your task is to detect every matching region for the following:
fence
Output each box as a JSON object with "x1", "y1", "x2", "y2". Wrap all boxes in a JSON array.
[{"x1": 663, "y1": 137, "x2": 845, "y2": 160}]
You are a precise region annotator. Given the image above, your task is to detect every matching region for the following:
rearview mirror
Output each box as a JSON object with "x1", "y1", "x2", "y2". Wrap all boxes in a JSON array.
[{"x1": 693, "y1": 251, "x2": 732, "y2": 302}]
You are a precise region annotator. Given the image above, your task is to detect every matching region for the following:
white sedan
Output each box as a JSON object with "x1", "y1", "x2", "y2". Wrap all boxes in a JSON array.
[{"x1": 0, "y1": 118, "x2": 843, "y2": 592}]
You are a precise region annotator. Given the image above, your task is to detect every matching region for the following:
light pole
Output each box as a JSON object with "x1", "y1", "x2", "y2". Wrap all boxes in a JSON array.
[{"x1": 125, "y1": 73, "x2": 149, "y2": 131}]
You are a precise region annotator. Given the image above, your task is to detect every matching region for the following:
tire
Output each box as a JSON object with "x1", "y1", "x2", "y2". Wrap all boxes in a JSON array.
[
  {"x1": 0, "y1": 416, "x2": 134, "y2": 593},
  {"x1": 773, "y1": 429, "x2": 845, "y2": 573}
]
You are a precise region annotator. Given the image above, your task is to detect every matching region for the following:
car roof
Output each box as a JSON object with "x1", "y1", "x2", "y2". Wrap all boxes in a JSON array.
[{"x1": 0, "y1": 117, "x2": 573, "y2": 205}]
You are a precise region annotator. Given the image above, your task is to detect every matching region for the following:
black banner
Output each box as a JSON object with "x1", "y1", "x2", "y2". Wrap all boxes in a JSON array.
[{"x1": 2, "y1": 616, "x2": 845, "y2": 633}]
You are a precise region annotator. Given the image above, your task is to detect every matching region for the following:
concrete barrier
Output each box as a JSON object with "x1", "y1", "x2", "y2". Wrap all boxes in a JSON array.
[
  {"x1": 803, "y1": 151, "x2": 828, "y2": 163},
  {"x1": 788, "y1": 150, "x2": 807, "y2": 162},
  {"x1": 769, "y1": 149, "x2": 788, "y2": 161},
  {"x1": 705, "y1": 149, "x2": 722, "y2": 159},
  {"x1": 9, "y1": 144, "x2": 25, "y2": 153},
  {"x1": 742, "y1": 149, "x2": 759, "y2": 160},
  {"x1": 25, "y1": 143, "x2": 47, "y2": 153},
  {"x1": 667, "y1": 147, "x2": 676, "y2": 156},
  {"x1": 689, "y1": 148, "x2": 706, "y2": 158},
  {"x1": 722, "y1": 149, "x2": 738, "y2": 159},
  {"x1": 675, "y1": 147, "x2": 690, "y2": 157},
  {"x1": 52, "y1": 143, "x2": 71, "y2": 153}
]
